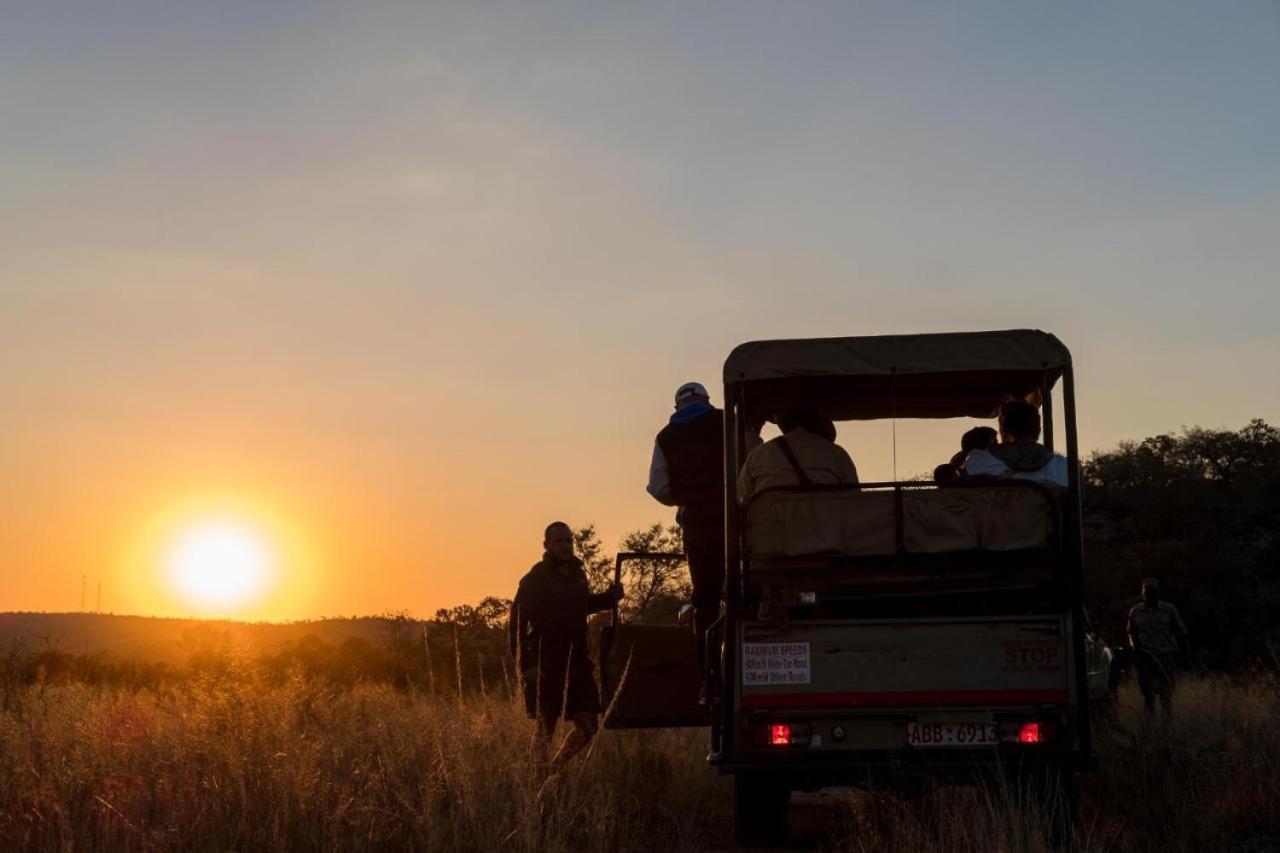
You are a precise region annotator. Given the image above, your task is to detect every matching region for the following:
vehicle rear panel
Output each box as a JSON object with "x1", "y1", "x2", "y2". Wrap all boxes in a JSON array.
[{"x1": 733, "y1": 615, "x2": 1080, "y2": 758}]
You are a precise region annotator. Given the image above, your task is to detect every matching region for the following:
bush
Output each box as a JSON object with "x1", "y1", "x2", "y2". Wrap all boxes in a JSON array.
[{"x1": 1083, "y1": 419, "x2": 1280, "y2": 667}]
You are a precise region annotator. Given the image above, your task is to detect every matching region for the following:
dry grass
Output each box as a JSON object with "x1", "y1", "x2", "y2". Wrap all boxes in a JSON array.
[
  {"x1": 1, "y1": 675, "x2": 1277, "y2": 851},
  {"x1": 825, "y1": 677, "x2": 1280, "y2": 853},
  {"x1": 0, "y1": 677, "x2": 727, "y2": 852}
]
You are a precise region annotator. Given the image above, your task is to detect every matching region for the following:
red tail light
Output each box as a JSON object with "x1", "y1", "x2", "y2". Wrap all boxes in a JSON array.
[
  {"x1": 1018, "y1": 722, "x2": 1042, "y2": 744},
  {"x1": 770, "y1": 724, "x2": 791, "y2": 746}
]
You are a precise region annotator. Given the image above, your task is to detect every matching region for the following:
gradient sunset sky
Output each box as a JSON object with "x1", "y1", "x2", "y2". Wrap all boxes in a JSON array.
[{"x1": 3, "y1": 3, "x2": 1278, "y2": 621}]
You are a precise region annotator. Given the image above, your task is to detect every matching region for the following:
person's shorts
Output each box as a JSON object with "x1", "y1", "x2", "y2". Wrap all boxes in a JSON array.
[
  {"x1": 1135, "y1": 651, "x2": 1176, "y2": 696},
  {"x1": 522, "y1": 657, "x2": 601, "y2": 721}
]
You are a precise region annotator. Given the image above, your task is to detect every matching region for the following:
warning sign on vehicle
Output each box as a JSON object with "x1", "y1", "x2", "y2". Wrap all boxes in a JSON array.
[{"x1": 742, "y1": 642, "x2": 811, "y2": 685}]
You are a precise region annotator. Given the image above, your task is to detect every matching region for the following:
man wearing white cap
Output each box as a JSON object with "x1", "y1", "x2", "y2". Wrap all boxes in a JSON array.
[{"x1": 647, "y1": 381, "x2": 725, "y2": 699}]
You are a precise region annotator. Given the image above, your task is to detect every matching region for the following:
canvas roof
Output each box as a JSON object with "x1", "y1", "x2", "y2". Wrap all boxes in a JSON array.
[{"x1": 723, "y1": 329, "x2": 1071, "y2": 421}]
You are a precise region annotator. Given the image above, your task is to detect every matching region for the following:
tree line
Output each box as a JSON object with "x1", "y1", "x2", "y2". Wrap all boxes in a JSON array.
[
  {"x1": 3, "y1": 419, "x2": 1274, "y2": 694},
  {"x1": 429, "y1": 418, "x2": 1280, "y2": 673},
  {"x1": 1082, "y1": 418, "x2": 1279, "y2": 668}
]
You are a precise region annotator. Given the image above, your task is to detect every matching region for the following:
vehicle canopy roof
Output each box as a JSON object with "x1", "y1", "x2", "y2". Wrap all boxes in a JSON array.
[{"x1": 723, "y1": 329, "x2": 1070, "y2": 421}]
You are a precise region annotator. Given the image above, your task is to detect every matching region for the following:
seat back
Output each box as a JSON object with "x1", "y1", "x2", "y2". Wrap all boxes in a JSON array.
[{"x1": 743, "y1": 486, "x2": 1056, "y2": 560}]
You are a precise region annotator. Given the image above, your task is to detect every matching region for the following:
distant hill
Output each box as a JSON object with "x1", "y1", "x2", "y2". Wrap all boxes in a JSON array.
[
  {"x1": 5, "y1": 419, "x2": 1276, "y2": 674},
  {"x1": 0, "y1": 612, "x2": 419, "y2": 666}
]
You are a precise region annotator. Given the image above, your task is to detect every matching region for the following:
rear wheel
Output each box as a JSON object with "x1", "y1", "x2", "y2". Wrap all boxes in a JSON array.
[{"x1": 733, "y1": 773, "x2": 790, "y2": 846}]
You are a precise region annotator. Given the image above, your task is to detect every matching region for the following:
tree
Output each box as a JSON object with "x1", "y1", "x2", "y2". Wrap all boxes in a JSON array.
[
  {"x1": 574, "y1": 525, "x2": 614, "y2": 592},
  {"x1": 1083, "y1": 419, "x2": 1280, "y2": 668},
  {"x1": 576, "y1": 522, "x2": 690, "y2": 623},
  {"x1": 617, "y1": 523, "x2": 689, "y2": 624},
  {"x1": 179, "y1": 624, "x2": 236, "y2": 675}
]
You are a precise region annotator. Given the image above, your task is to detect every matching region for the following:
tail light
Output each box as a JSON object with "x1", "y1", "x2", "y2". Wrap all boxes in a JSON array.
[
  {"x1": 999, "y1": 720, "x2": 1057, "y2": 744},
  {"x1": 754, "y1": 722, "x2": 812, "y2": 747}
]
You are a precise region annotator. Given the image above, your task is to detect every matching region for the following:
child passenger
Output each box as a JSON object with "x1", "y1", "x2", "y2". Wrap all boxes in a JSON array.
[
  {"x1": 933, "y1": 426, "x2": 998, "y2": 485},
  {"x1": 963, "y1": 401, "x2": 1068, "y2": 487}
]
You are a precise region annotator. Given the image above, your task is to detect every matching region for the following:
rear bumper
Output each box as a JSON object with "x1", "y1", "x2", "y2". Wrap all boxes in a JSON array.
[
  {"x1": 740, "y1": 689, "x2": 1069, "y2": 708},
  {"x1": 709, "y1": 746, "x2": 1094, "y2": 783}
]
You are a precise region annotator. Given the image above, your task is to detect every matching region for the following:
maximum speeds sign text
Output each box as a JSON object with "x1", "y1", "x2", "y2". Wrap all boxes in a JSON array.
[{"x1": 742, "y1": 642, "x2": 811, "y2": 685}]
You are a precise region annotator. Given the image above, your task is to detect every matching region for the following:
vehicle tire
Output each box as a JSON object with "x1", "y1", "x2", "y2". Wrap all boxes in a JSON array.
[{"x1": 733, "y1": 773, "x2": 790, "y2": 846}]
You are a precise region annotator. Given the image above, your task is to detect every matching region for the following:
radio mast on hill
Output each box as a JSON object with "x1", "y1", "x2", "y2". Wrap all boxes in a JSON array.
[
  {"x1": 81, "y1": 575, "x2": 86, "y2": 611},
  {"x1": 96, "y1": 582, "x2": 102, "y2": 613}
]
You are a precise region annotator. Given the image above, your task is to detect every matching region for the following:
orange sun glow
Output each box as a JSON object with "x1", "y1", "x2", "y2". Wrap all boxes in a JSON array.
[{"x1": 162, "y1": 518, "x2": 277, "y2": 612}]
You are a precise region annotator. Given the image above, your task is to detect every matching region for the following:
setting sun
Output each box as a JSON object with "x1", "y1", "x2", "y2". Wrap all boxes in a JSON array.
[
  {"x1": 125, "y1": 493, "x2": 317, "y2": 620},
  {"x1": 163, "y1": 519, "x2": 276, "y2": 612}
]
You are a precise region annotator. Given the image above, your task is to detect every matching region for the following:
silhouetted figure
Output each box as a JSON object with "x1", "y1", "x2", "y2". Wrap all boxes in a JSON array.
[
  {"x1": 934, "y1": 426, "x2": 998, "y2": 484},
  {"x1": 646, "y1": 382, "x2": 729, "y2": 702},
  {"x1": 964, "y1": 401, "x2": 1068, "y2": 486},
  {"x1": 509, "y1": 521, "x2": 621, "y2": 773},
  {"x1": 1126, "y1": 577, "x2": 1189, "y2": 718},
  {"x1": 738, "y1": 410, "x2": 858, "y2": 502}
]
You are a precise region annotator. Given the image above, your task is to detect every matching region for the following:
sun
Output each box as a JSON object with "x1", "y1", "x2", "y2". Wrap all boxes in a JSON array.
[{"x1": 164, "y1": 518, "x2": 276, "y2": 611}]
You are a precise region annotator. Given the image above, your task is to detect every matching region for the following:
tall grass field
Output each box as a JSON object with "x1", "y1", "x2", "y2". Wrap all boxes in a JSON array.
[{"x1": 2, "y1": 673, "x2": 1277, "y2": 851}]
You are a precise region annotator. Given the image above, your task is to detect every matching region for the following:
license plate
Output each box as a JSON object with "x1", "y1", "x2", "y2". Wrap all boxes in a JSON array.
[{"x1": 906, "y1": 722, "x2": 999, "y2": 747}]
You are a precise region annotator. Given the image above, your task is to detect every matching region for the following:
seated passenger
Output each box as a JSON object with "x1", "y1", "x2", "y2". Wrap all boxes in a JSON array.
[
  {"x1": 738, "y1": 411, "x2": 859, "y2": 503},
  {"x1": 934, "y1": 426, "x2": 998, "y2": 485},
  {"x1": 963, "y1": 401, "x2": 1068, "y2": 486}
]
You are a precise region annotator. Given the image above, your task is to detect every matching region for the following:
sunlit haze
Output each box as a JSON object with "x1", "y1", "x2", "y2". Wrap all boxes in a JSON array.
[
  {"x1": 3, "y1": 3, "x2": 1278, "y2": 620},
  {"x1": 164, "y1": 518, "x2": 275, "y2": 614}
]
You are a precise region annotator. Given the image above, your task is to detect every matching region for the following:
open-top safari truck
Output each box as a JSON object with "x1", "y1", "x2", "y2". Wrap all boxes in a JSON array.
[{"x1": 602, "y1": 330, "x2": 1100, "y2": 843}]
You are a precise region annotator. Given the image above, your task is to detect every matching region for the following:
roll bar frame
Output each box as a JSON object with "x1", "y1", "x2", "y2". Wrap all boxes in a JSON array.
[{"x1": 718, "y1": 347, "x2": 1092, "y2": 761}]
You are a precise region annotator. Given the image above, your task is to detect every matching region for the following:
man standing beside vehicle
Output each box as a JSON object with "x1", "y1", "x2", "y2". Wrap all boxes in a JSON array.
[
  {"x1": 509, "y1": 521, "x2": 622, "y2": 773},
  {"x1": 646, "y1": 382, "x2": 732, "y2": 702},
  {"x1": 1126, "y1": 577, "x2": 1189, "y2": 718}
]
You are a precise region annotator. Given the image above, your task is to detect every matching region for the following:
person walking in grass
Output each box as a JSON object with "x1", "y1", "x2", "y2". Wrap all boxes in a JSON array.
[
  {"x1": 1126, "y1": 577, "x2": 1190, "y2": 718},
  {"x1": 509, "y1": 521, "x2": 622, "y2": 773}
]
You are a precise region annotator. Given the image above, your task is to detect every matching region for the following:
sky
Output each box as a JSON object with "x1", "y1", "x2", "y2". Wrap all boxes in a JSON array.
[{"x1": 3, "y1": 2, "x2": 1278, "y2": 621}]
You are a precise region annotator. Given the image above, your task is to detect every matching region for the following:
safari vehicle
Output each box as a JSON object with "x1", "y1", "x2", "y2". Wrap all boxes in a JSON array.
[{"x1": 602, "y1": 330, "x2": 1098, "y2": 843}]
